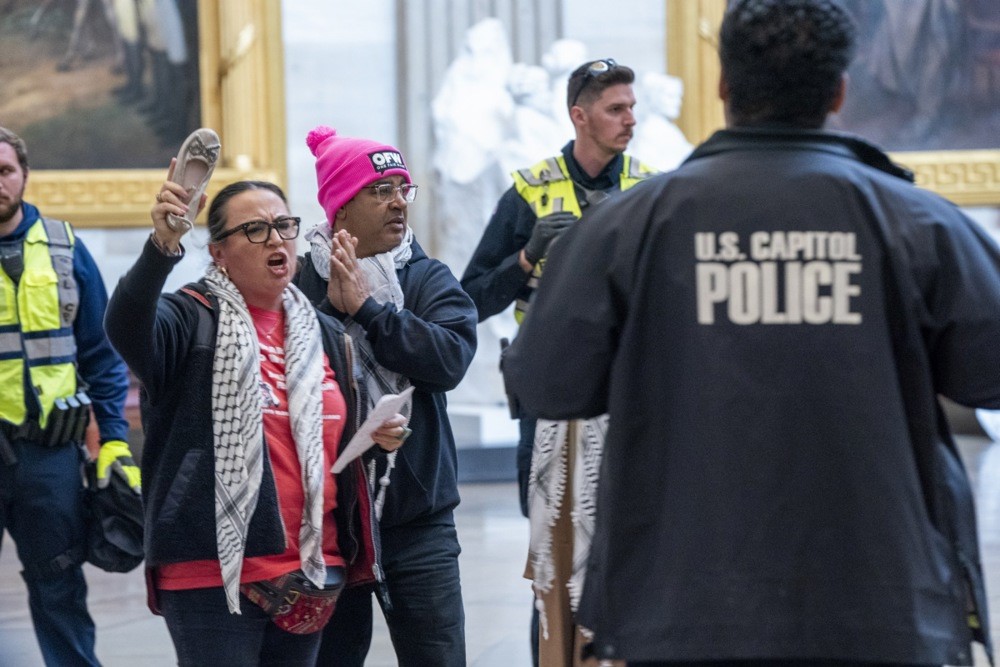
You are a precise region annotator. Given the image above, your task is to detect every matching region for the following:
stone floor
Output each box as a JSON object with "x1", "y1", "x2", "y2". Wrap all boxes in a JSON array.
[
  {"x1": 2, "y1": 436, "x2": 1000, "y2": 666},
  {"x1": 0, "y1": 482, "x2": 532, "y2": 667}
]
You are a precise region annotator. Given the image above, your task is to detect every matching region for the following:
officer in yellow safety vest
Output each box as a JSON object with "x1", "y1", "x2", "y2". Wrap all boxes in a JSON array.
[
  {"x1": 508, "y1": 150, "x2": 655, "y2": 323},
  {"x1": 460, "y1": 59, "x2": 657, "y2": 667},
  {"x1": 0, "y1": 126, "x2": 137, "y2": 667}
]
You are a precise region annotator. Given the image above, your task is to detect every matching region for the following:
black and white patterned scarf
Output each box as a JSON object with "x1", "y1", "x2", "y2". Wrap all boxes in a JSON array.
[
  {"x1": 203, "y1": 264, "x2": 326, "y2": 614},
  {"x1": 528, "y1": 415, "x2": 607, "y2": 639}
]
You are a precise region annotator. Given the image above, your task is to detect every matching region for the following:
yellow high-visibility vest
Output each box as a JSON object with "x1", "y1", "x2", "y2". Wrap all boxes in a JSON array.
[
  {"x1": 512, "y1": 154, "x2": 657, "y2": 323},
  {"x1": 0, "y1": 218, "x2": 79, "y2": 428}
]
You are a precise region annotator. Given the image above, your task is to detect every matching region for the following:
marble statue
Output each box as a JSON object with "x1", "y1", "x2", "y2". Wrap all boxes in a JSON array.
[
  {"x1": 630, "y1": 71, "x2": 693, "y2": 172},
  {"x1": 497, "y1": 63, "x2": 565, "y2": 178},
  {"x1": 430, "y1": 18, "x2": 515, "y2": 404}
]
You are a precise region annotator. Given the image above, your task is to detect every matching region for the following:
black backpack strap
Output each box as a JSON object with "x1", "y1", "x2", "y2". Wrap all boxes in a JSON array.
[{"x1": 178, "y1": 282, "x2": 216, "y2": 348}]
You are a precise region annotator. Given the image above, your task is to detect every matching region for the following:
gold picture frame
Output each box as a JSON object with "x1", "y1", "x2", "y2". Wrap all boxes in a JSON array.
[
  {"x1": 666, "y1": 0, "x2": 1000, "y2": 207},
  {"x1": 22, "y1": 0, "x2": 287, "y2": 228}
]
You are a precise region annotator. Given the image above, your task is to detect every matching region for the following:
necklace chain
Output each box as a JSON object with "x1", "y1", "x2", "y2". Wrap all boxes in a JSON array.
[{"x1": 256, "y1": 315, "x2": 282, "y2": 342}]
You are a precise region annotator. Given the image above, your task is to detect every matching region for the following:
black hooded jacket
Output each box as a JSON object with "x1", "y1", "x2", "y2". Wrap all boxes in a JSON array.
[{"x1": 295, "y1": 238, "x2": 478, "y2": 528}]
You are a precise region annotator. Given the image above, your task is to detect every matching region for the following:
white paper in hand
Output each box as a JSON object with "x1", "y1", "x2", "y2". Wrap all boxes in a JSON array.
[{"x1": 332, "y1": 386, "x2": 415, "y2": 474}]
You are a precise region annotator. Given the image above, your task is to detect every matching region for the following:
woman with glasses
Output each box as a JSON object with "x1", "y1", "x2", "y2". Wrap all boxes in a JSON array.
[{"x1": 104, "y1": 161, "x2": 409, "y2": 666}]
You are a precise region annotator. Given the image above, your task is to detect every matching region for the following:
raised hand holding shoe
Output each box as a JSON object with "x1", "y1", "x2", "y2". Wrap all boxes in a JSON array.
[
  {"x1": 151, "y1": 159, "x2": 199, "y2": 254},
  {"x1": 166, "y1": 128, "x2": 221, "y2": 232}
]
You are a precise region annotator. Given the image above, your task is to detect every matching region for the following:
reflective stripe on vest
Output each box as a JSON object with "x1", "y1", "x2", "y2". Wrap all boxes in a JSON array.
[
  {"x1": 0, "y1": 218, "x2": 79, "y2": 427},
  {"x1": 620, "y1": 154, "x2": 658, "y2": 190},
  {"x1": 0, "y1": 330, "x2": 19, "y2": 358},
  {"x1": 25, "y1": 330, "x2": 77, "y2": 362},
  {"x1": 512, "y1": 154, "x2": 658, "y2": 324},
  {"x1": 513, "y1": 156, "x2": 581, "y2": 219}
]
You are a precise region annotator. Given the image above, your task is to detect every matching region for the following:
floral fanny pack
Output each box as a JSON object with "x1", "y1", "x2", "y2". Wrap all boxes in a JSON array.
[{"x1": 241, "y1": 566, "x2": 345, "y2": 635}]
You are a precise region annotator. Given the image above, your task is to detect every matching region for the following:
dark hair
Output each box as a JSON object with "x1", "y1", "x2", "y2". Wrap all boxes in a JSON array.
[
  {"x1": 719, "y1": 0, "x2": 856, "y2": 128},
  {"x1": 0, "y1": 126, "x2": 29, "y2": 172},
  {"x1": 207, "y1": 180, "x2": 287, "y2": 241},
  {"x1": 565, "y1": 59, "x2": 635, "y2": 110}
]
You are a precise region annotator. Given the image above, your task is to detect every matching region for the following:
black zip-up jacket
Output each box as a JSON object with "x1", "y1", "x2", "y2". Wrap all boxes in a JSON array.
[
  {"x1": 105, "y1": 239, "x2": 381, "y2": 587},
  {"x1": 504, "y1": 128, "x2": 1000, "y2": 665}
]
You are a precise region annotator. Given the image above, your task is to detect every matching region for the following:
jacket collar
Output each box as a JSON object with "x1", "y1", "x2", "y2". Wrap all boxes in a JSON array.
[
  {"x1": 408, "y1": 237, "x2": 428, "y2": 264},
  {"x1": 685, "y1": 127, "x2": 914, "y2": 183},
  {"x1": 561, "y1": 141, "x2": 624, "y2": 191}
]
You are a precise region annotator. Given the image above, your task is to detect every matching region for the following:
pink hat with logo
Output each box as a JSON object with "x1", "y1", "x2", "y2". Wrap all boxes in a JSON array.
[{"x1": 306, "y1": 125, "x2": 411, "y2": 224}]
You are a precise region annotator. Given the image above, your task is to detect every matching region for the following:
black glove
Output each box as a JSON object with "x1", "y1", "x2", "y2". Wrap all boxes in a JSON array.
[{"x1": 523, "y1": 211, "x2": 577, "y2": 265}]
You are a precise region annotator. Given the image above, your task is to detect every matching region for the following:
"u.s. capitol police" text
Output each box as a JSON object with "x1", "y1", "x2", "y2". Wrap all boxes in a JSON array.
[{"x1": 695, "y1": 231, "x2": 862, "y2": 325}]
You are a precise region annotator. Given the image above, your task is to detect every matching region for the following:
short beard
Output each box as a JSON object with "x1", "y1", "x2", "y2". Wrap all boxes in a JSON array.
[{"x1": 0, "y1": 195, "x2": 22, "y2": 225}]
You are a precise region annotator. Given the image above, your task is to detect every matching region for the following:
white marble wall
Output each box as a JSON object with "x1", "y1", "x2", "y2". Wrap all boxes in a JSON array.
[
  {"x1": 564, "y1": 4, "x2": 667, "y2": 78},
  {"x1": 281, "y1": 2, "x2": 398, "y2": 233}
]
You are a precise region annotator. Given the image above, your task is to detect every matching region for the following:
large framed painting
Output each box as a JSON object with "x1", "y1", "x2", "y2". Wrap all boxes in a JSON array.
[
  {"x1": 0, "y1": 0, "x2": 287, "y2": 227},
  {"x1": 666, "y1": 0, "x2": 1000, "y2": 206}
]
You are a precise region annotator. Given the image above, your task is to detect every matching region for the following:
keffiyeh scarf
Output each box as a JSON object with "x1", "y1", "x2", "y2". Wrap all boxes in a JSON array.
[
  {"x1": 528, "y1": 415, "x2": 607, "y2": 639},
  {"x1": 204, "y1": 265, "x2": 327, "y2": 614}
]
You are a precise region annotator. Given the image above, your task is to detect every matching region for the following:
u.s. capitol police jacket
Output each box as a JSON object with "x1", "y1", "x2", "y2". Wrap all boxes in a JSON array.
[{"x1": 504, "y1": 127, "x2": 1000, "y2": 665}]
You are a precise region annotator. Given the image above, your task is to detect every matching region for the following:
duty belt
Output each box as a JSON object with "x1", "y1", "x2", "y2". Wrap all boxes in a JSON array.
[
  {"x1": 0, "y1": 419, "x2": 44, "y2": 443},
  {"x1": 0, "y1": 390, "x2": 91, "y2": 447}
]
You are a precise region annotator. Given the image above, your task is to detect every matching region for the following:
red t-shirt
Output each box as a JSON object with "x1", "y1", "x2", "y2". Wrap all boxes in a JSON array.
[{"x1": 158, "y1": 306, "x2": 348, "y2": 589}]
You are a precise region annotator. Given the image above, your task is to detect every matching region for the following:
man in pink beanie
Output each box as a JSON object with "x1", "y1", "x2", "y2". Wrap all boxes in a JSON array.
[{"x1": 295, "y1": 126, "x2": 477, "y2": 667}]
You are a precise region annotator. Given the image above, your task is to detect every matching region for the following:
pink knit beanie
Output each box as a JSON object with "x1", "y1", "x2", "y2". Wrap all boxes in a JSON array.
[{"x1": 306, "y1": 125, "x2": 411, "y2": 224}]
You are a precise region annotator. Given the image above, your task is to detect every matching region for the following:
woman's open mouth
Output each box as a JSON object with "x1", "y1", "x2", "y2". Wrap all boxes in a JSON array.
[{"x1": 267, "y1": 253, "x2": 288, "y2": 275}]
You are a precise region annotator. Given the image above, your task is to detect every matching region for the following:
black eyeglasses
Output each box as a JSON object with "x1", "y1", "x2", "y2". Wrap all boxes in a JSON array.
[
  {"x1": 368, "y1": 183, "x2": 418, "y2": 204},
  {"x1": 213, "y1": 216, "x2": 301, "y2": 243},
  {"x1": 570, "y1": 58, "x2": 618, "y2": 107}
]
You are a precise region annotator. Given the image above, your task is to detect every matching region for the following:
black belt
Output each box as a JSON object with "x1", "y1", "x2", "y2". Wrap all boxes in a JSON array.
[{"x1": 0, "y1": 393, "x2": 88, "y2": 447}]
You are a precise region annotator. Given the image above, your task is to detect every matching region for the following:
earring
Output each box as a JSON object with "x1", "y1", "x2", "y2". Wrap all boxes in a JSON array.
[{"x1": 218, "y1": 264, "x2": 229, "y2": 277}]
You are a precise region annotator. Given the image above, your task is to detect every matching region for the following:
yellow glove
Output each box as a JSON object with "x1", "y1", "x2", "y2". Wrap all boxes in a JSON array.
[{"x1": 96, "y1": 440, "x2": 141, "y2": 494}]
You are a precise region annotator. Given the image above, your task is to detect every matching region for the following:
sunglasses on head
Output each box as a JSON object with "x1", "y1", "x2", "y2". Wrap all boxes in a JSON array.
[{"x1": 570, "y1": 58, "x2": 618, "y2": 107}]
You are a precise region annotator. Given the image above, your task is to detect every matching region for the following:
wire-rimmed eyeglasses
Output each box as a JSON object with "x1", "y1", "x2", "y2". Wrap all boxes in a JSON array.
[
  {"x1": 213, "y1": 216, "x2": 302, "y2": 244},
  {"x1": 570, "y1": 58, "x2": 618, "y2": 107},
  {"x1": 368, "y1": 183, "x2": 418, "y2": 204}
]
